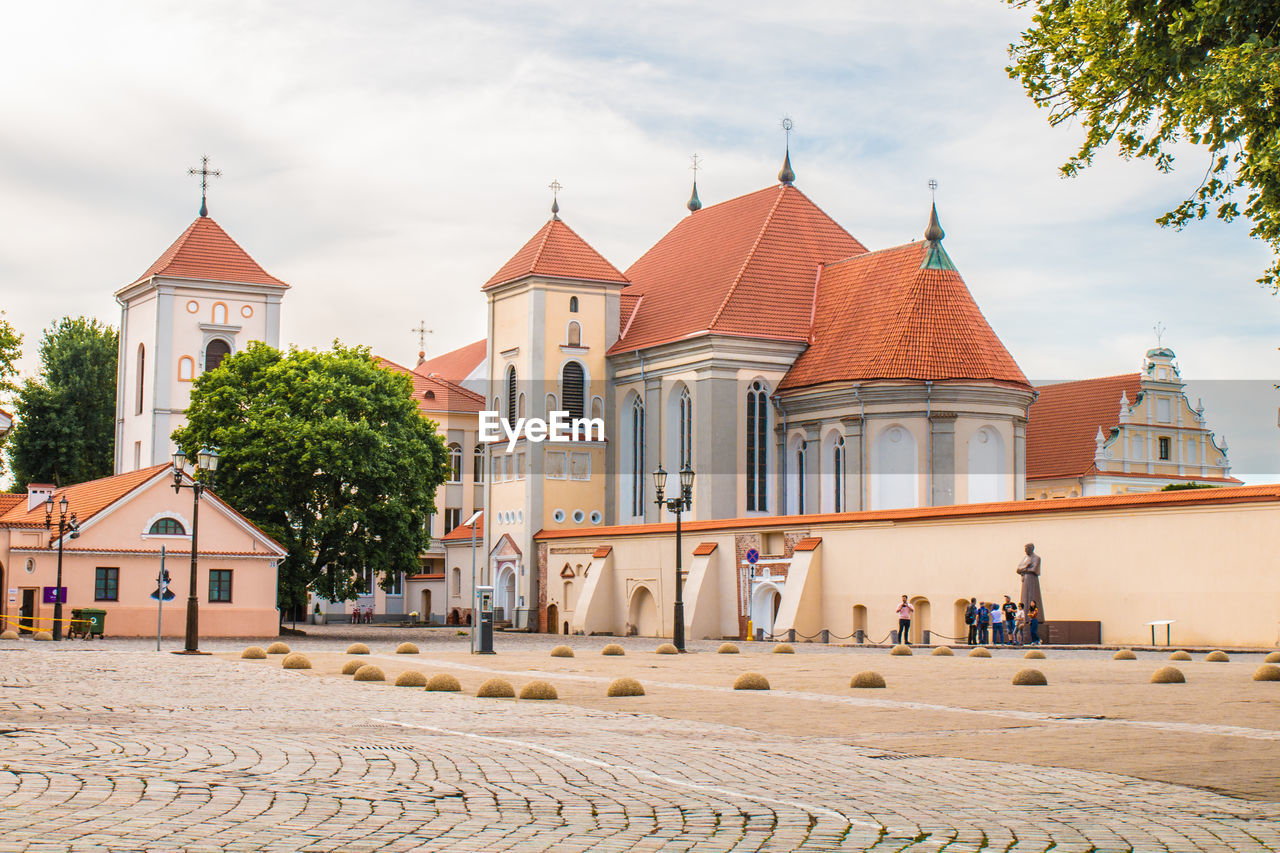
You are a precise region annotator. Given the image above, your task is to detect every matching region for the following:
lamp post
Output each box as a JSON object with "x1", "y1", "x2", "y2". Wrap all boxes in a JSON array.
[
  {"x1": 652, "y1": 463, "x2": 695, "y2": 651},
  {"x1": 172, "y1": 446, "x2": 219, "y2": 653},
  {"x1": 43, "y1": 495, "x2": 79, "y2": 641}
]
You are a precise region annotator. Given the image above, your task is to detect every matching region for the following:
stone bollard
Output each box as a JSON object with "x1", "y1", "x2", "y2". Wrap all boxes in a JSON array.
[
  {"x1": 923, "y1": 629, "x2": 931, "y2": 644},
  {"x1": 787, "y1": 628, "x2": 796, "y2": 643},
  {"x1": 755, "y1": 628, "x2": 764, "y2": 642},
  {"x1": 855, "y1": 629, "x2": 865, "y2": 644},
  {"x1": 820, "y1": 629, "x2": 829, "y2": 644}
]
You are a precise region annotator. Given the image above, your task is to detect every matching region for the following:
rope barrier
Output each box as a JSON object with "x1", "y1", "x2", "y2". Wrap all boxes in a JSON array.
[{"x1": 0, "y1": 615, "x2": 91, "y2": 629}]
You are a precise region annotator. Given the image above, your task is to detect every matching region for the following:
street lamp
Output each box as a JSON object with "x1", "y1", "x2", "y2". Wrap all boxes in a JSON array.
[
  {"x1": 44, "y1": 494, "x2": 79, "y2": 641},
  {"x1": 172, "y1": 446, "x2": 219, "y2": 653},
  {"x1": 652, "y1": 462, "x2": 695, "y2": 651}
]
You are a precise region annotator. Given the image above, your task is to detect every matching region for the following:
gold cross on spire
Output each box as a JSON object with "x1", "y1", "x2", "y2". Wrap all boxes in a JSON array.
[
  {"x1": 549, "y1": 179, "x2": 562, "y2": 219},
  {"x1": 188, "y1": 155, "x2": 221, "y2": 217}
]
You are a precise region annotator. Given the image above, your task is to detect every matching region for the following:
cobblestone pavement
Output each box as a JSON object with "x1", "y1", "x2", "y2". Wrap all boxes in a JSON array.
[{"x1": 1, "y1": 643, "x2": 1278, "y2": 852}]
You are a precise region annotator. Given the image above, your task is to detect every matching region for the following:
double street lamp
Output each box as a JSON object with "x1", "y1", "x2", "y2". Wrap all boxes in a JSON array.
[
  {"x1": 652, "y1": 463, "x2": 695, "y2": 652},
  {"x1": 172, "y1": 446, "x2": 220, "y2": 654},
  {"x1": 43, "y1": 495, "x2": 79, "y2": 641}
]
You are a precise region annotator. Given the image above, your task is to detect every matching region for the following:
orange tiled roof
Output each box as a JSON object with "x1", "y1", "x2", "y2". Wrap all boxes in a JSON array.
[
  {"x1": 779, "y1": 242, "x2": 1029, "y2": 390},
  {"x1": 126, "y1": 216, "x2": 287, "y2": 289},
  {"x1": 0, "y1": 464, "x2": 169, "y2": 528},
  {"x1": 415, "y1": 340, "x2": 486, "y2": 383},
  {"x1": 378, "y1": 357, "x2": 486, "y2": 415},
  {"x1": 483, "y1": 218, "x2": 628, "y2": 290},
  {"x1": 0, "y1": 494, "x2": 25, "y2": 514},
  {"x1": 792, "y1": 537, "x2": 822, "y2": 552},
  {"x1": 609, "y1": 184, "x2": 866, "y2": 354},
  {"x1": 442, "y1": 512, "x2": 483, "y2": 541},
  {"x1": 535, "y1": 483, "x2": 1280, "y2": 540},
  {"x1": 1025, "y1": 375, "x2": 1142, "y2": 480},
  {"x1": 691, "y1": 542, "x2": 718, "y2": 556},
  {"x1": 592, "y1": 545, "x2": 612, "y2": 558}
]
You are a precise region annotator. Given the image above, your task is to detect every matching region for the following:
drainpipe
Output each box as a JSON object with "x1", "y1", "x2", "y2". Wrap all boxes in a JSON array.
[
  {"x1": 924, "y1": 381, "x2": 933, "y2": 507},
  {"x1": 853, "y1": 386, "x2": 865, "y2": 511}
]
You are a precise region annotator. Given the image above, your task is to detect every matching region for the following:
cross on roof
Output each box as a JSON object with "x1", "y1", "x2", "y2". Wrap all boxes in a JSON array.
[
  {"x1": 412, "y1": 321, "x2": 433, "y2": 352},
  {"x1": 549, "y1": 179, "x2": 562, "y2": 219},
  {"x1": 188, "y1": 156, "x2": 221, "y2": 217},
  {"x1": 1154, "y1": 321, "x2": 1167, "y2": 346},
  {"x1": 928, "y1": 178, "x2": 938, "y2": 201},
  {"x1": 690, "y1": 153, "x2": 702, "y2": 179}
]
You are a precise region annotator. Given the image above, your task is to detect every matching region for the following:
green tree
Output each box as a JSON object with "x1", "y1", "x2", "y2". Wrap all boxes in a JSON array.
[
  {"x1": 9, "y1": 317, "x2": 117, "y2": 489},
  {"x1": 0, "y1": 312, "x2": 23, "y2": 483},
  {"x1": 172, "y1": 341, "x2": 448, "y2": 617},
  {"x1": 1161, "y1": 481, "x2": 1216, "y2": 491},
  {"x1": 1006, "y1": 0, "x2": 1280, "y2": 287}
]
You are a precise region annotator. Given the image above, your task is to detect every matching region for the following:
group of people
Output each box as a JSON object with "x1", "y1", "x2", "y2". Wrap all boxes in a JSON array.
[{"x1": 964, "y1": 596, "x2": 1041, "y2": 645}]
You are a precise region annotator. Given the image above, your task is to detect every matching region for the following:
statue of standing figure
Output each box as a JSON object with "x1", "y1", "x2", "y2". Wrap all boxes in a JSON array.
[{"x1": 1017, "y1": 543, "x2": 1043, "y2": 621}]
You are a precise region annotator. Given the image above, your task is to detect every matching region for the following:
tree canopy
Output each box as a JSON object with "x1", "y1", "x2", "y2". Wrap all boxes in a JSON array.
[
  {"x1": 9, "y1": 317, "x2": 117, "y2": 489},
  {"x1": 0, "y1": 312, "x2": 23, "y2": 483},
  {"x1": 172, "y1": 341, "x2": 448, "y2": 616},
  {"x1": 1006, "y1": 0, "x2": 1280, "y2": 288}
]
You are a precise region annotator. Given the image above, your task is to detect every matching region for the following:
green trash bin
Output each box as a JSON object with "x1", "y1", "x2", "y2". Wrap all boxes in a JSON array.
[{"x1": 77, "y1": 608, "x2": 106, "y2": 639}]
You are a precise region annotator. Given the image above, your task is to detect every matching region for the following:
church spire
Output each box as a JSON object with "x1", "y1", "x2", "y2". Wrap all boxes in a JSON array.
[
  {"x1": 549, "y1": 179, "x2": 562, "y2": 221},
  {"x1": 778, "y1": 117, "x2": 796, "y2": 185},
  {"x1": 687, "y1": 153, "x2": 703, "y2": 213},
  {"x1": 920, "y1": 182, "x2": 956, "y2": 271}
]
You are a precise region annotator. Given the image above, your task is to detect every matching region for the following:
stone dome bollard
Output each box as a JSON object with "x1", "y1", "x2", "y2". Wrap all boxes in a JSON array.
[{"x1": 850, "y1": 671, "x2": 886, "y2": 688}]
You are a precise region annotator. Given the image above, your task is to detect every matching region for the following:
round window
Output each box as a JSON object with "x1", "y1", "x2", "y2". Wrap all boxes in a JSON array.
[
  {"x1": 24, "y1": 558, "x2": 35, "y2": 573},
  {"x1": 552, "y1": 509, "x2": 566, "y2": 523},
  {"x1": 572, "y1": 509, "x2": 586, "y2": 524},
  {"x1": 589, "y1": 510, "x2": 602, "y2": 525},
  {"x1": 186, "y1": 300, "x2": 199, "y2": 313},
  {"x1": 240, "y1": 305, "x2": 254, "y2": 318},
  {"x1": 516, "y1": 510, "x2": 524, "y2": 523}
]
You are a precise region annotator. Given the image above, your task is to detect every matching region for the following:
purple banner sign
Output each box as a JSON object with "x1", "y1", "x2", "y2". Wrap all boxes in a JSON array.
[{"x1": 42, "y1": 586, "x2": 66, "y2": 604}]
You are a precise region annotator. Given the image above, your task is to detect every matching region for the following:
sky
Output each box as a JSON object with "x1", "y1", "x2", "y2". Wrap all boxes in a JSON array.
[{"x1": 0, "y1": 0, "x2": 1276, "y2": 480}]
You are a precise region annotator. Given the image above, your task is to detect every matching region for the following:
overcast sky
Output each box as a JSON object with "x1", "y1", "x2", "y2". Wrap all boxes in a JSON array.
[{"x1": 1, "y1": 1, "x2": 1276, "y2": 479}]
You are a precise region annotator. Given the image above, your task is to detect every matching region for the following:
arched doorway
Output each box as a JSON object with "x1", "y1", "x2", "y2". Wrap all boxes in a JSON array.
[
  {"x1": 909, "y1": 596, "x2": 931, "y2": 644},
  {"x1": 953, "y1": 599, "x2": 970, "y2": 641},
  {"x1": 447, "y1": 609, "x2": 460, "y2": 626},
  {"x1": 627, "y1": 586, "x2": 659, "y2": 636},
  {"x1": 421, "y1": 590, "x2": 431, "y2": 623},
  {"x1": 751, "y1": 582, "x2": 783, "y2": 638},
  {"x1": 852, "y1": 605, "x2": 867, "y2": 642},
  {"x1": 546, "y1": 603, "x2": 559, "y2": 634},
  {"x1": 495, "y1": 564, "x2": 516, "y2": 620}
]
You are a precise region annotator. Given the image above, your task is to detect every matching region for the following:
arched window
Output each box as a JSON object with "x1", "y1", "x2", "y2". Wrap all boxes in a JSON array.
[
  {"x1": 833, "y1": 435, "x2": 846, "y2": 512},
  {"x1": 177, "y1": 356, "x2": 195, "y2": 381},
  {"x1": 204, "y1": 339, "x2": 231, "y2": 373},
  {"x1": 678, "y1": 387, "x2": 692, "y2": 470},
  {"x1": 136, "y1": 343, "x2": 145, "y2": 415},
  {"x1": 447, "y1": 443, "x2": 462, "y2": 483},
  {"x1": 545, "y1": 393, "x2": 557, "y2": 413},
  {"x1": 746, "y1": 381, "x2": 769, "y2": 511},
  {"x1": 561, "y1": 362, "x2": 585, "y2": 420},
  {"x1": 795, "y1": 441, "x2": 807, "y2": 514},
  {"x1": 566, "y1": 321, "x2": 582, "y2": 347},
  {"x1": 505, "y1": 366, "x2": 517, "y2": 429},
  {"x1": 452, "y1": 567, "x2": 462, "y2": 596},
  {"x1": 590, "y1": 396, "x2": 604, "y2": 421},
  {"x1": 211, "y1": 302, "x2": 228, "y2": 325},
  {"x1": 148, "y1": 517, "x2": 186, "y2": 536},
  {"x1": 569, "y1": 296, "x2": 579, "y2": 313},
  {"x1": 631, "y1": 396, "x2": 645, "y2": 517},
  {"x1": 473, "y1": 444, "x2": 485, "y2": 483}
]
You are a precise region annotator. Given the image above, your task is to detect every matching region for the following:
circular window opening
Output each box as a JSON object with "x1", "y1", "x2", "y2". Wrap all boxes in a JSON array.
[
  {"x1": 552, "y1": 509, "x2": 566, "y2": 523},
  {"x1": 186, "y1": 300, "x2": 199, "y2": 313},
  {"x1": 572, "y1": 509, "x2": 586, "y2": 524},
  {"x1": 516, "y1": 510, "x2": 523, "y2": 523},
  {"x1": 589, "y1": 510, "x2": 602, "y2": 524},
  {"x1": 241, "y1": 305, "x2": 254, "y2": 318},
  {"x1": 24, "y1": 558, "x2": 35, "y2": 573}
]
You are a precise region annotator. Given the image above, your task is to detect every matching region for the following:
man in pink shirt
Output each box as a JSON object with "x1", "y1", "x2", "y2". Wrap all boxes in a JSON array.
[{"x1": 895, "y1": 595, "x2": 914, "y2": 644}]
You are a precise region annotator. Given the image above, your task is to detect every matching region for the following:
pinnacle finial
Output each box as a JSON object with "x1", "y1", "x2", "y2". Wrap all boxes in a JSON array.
[
  {"x1": 549, "y1": 179, "x2": 562, "y2": 220},
  {"x1": 188, "y1": 155, "x2": 220, "y2": 218},
  {"x1": 924, "y1": 202, "x2": 945, "y2": 242},
  {"x1": 778, "y1": 117, "x2": 795, "y2": 184},
  {"x1": 687, "y1": 180, "x2": 702, "y2": 213}
]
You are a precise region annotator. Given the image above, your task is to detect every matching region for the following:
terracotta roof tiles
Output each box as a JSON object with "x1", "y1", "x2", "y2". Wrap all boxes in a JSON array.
[
  {"x1": 483, "y1": 218, "x2": 627, "y2": 290},
  {"x1": 378, "y1": 357, "x2": 486, "y2": 415},
  {"x1": 415, "y1": 340, "x2": 486, "y2": 384},
  {"x1": 442, "y1": 512, "x2": 483, "y2": 541},
  {"x1": 0, "y1": 464, "x2": 170, "y2": 528},
  {"x1": 125, "y1": 216, "x2": 287, "y2": 290},
  {"x1": 1025, "y1": 375, "x2": 1141, "y2": 480}
]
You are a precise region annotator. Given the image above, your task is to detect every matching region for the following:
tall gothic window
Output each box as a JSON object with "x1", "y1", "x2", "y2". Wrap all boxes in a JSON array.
[
  {"x1": 631, "y1": 397, "x2": 645, "y2": 517},
  {"x1": 833, "y1": 435, "x2": 846, "y2": 513},
  {"x1": 473, "y1": 443, "x2": 485, "y2": 483},
  {"x1": 746, "y1": 381, "x2": 769, "y2": 511},
  {"x1": 678, "y1": 387, "x2": 692, "y2": 470},
  {"x1": 135, "y1": 343, "x2": 145, "y2": 415},
  {"x1": 795, "y1": 443, "x2": 806, "y2": 514},
  {"x1": 505, "y1": 366, "x2": 517, "y2": 429},
  {"x1": 569, "y1": 296, "x2": 579, "y2": 313},
  {"x1": 205, "y1": 339, "x2": 231, "y2": 373},
  {"x1": 447, "y1": 443, "x2": 462, "y2": 483},
  {"x1": 561, "y1": 361, "x2": 585, "y2": 420},
  {"x1": 566, "y1": 321, "x2": 582, "y2": 347}
]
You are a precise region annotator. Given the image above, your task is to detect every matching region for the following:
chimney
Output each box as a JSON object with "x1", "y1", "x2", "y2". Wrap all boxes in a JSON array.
[{"x1": 27, "y1": 484, "x2": 54, "y2": 512}]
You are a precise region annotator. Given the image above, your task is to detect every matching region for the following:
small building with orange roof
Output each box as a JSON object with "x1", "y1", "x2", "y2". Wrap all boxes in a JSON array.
[{"x1": 0, "y1": 464, "x2": 284, "y2": 638}]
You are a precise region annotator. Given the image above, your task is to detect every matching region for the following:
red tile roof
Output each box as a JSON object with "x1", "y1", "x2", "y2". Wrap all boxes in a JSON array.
[
  {"x1": 442, "y1": 512, "x2": 483, "y2": 541},
  {"x1": 610, "y1": 184, "x2": 866, "y2": 354},
  {"x1": 592, "y1": 545, "x2": 612, "y2": 558},
  {"x1": 1025, "y1": 375, "x2": 1141, "y2": 480},
  {"x1": 535, "y1": 483, "x2": 1280, "y2": 540},
  {"x1": 792, "y1": 537, "x2": 822, "y2": 552},
  {"x1": 483, "y1": 218, "x2": 628, "y2": 290},
  {"x1": 378, "y1": 357, "x2": 486, "y2": 415},
  {"x1": 0, "y1": 464, "x2": 169, "y2": 528},
  {"x1": 126, "y1": 216, "x2": 287, "y2": 289},
  {"x1": 416, "y1": 339, "x2": 486, "y2": 383},
  {"x1": 779, "y1": 242, "x2": 1029, "y2": 390},
  {"x1": 0, "y1": 494, "x2": 25, "y2": 515},
  {"x1": 691, "y1": 542, "x2": 718, "y2": 556}
]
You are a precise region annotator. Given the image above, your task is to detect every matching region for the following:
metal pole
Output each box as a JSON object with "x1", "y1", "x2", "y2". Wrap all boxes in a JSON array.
[
  {"x1": 672, "y1": 499, "x2": 684, "y2": 652},
  {"x1": 471, "y1": 523, "x2": 477, "y2": 654},
  {"x1": 184, "y1": 482, "x2": 201, "y2": 653},
  {"x1": 156, "y1": 546, "x2": 166, "y2": 651},
  {"x1": 53, "y1": 517, "x2": 65, "y2": 641}
]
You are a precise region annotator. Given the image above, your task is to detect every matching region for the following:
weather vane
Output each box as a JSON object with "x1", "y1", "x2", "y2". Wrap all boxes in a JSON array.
[
  {"x1": 188, "y1": 156, "x2": 221, "y2": 217},
  {"x1": 549, "y1": 179, "x2": 562, "y2": 219},
  {"x1": 780, "y1": 116, "x2": 794, "y2": 143},
  {"x1": 412, "y1": 321, "x2": 432, "y2": 353},
  {"x1": 1154, "y1": 321, "x2": 1167, "y2": 347}
]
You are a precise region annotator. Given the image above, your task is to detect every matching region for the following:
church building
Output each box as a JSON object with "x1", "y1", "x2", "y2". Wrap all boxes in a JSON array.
[{"x1": 474, "y1": 154, "x2": 1034, "y2": 629}]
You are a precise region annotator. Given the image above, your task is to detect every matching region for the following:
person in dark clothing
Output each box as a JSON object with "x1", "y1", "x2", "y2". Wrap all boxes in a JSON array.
[
  {"x1": 964, "y1": 597, "x2": 978, "y2": 645},
  {"x1": 1028, "y1": 600, "x2": 1041, "y2": 644},
  {"x1": 1002, "y1": 596, "x2": 1018, "y2": 644},
  {"x1": 977, "y1": 602, "x2": 991, "y2": 644}
]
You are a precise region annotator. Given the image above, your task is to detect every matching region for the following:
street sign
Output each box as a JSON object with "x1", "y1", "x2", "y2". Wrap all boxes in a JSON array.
[
  {"x1": 746, "y1": 548, "x2": 759, "y2": 565},
  {"x1": 42, "y1": 587, "x2": 66, "y2": 604},
  {"x1": 150, "y1": 569, "x2": 175, "y2": 601}
]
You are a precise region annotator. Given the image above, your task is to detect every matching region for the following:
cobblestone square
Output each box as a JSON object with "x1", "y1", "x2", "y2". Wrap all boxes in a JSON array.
[{"x1": 2, "y1": 631, "x2": 1278, "y2": 851}]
